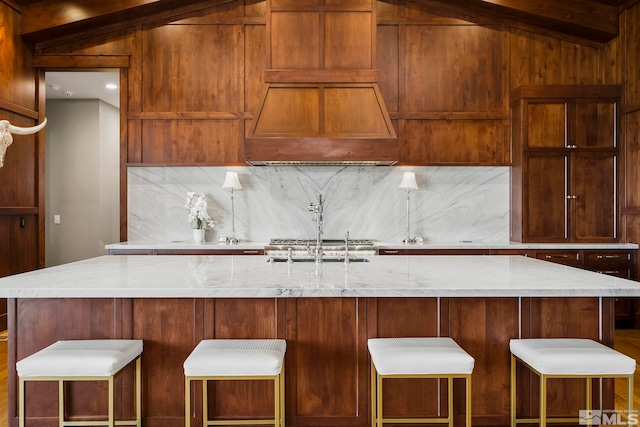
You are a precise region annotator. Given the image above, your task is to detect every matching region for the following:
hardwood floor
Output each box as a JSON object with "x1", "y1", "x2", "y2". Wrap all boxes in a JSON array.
[
  {"x1": 615, "y1": 328, "x2": 640, "y2": 410},
  {"x1": 0, "y1": 330, "x2": 637, "y2": 427}
]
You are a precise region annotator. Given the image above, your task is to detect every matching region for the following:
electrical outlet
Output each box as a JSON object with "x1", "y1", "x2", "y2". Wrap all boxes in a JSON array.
[{"x1": 54, "y1": 215, "x2": 61, "y2": 224}]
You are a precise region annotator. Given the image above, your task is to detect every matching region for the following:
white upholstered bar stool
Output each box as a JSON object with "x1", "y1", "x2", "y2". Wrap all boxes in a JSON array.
[
  {"x1": 368, "y1": 337, "x2": 475, "y2": 427},
  {"x1": 184, "y1": 339, "x2": 287, "y2": 427},
  {"x1": 510, "y1": 338, "x2": 636, "y2": 427},
  {"x1": 16, "y1": 339, "x2": 143, "y2": 427}
]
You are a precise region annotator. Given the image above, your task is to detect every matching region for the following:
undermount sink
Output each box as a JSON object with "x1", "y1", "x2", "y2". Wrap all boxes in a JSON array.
[{"x1": 268, "y1": 257, "x2": 370, "y2": 263}]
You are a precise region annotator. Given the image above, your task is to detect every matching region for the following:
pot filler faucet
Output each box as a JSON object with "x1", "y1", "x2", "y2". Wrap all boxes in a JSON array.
[{"x1": 308, "y1": 194, "x2": 323, "y2": 263}]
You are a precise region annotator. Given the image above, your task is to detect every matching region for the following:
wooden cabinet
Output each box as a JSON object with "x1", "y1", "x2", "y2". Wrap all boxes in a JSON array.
[
  {"x1": 379, "y1": 247, "x2": 637, "y2": 324},
  {"x1": 378, "y1": 248, "x2": 490, "y2": 255},
  {"x1": 0, "y1": 213, "x2": 39, "y2": 331},
  {"x1": 510, "y1": 85, "x2": 621, "y2": 243},
  {"x1": 526, "y1": 248, "x2": 635, "y2": 325},
  {"x1": 532, "y1": 249, "x2": 582, "y2": 267}
]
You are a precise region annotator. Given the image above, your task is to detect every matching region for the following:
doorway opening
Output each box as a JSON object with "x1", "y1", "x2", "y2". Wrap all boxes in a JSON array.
[{"x1": 44, "y1": 71, "x2": 120, "y2": 267}]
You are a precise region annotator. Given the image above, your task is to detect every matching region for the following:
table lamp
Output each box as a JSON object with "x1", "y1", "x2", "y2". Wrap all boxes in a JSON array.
[
  {"x1": 398, "y1": 172, "x2": 419, "y2": 244},
  {"x1": 222, "y1": 171, "x2": 242, "y2": 244}
]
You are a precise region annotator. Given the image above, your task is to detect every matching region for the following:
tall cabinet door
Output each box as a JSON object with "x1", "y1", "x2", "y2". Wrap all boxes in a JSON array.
[
  {"x1": 570, "y1": 99, "x2": 618, "y2": 242},
  {"x1": 571, "y1": 152, "x2": 617, "y2": 242},
  {"x1": 525, "y1": 153, "x2": 569, "y2": 242},
  {"x1": 510, "y1": 85, "x2": 621, "y2": 244},
  {"x1": 526, "y1": 102, "x2": 567, "y2": 149},
  {"x1": 573, "y1": 100, "x2": 617, "y2": 149}
]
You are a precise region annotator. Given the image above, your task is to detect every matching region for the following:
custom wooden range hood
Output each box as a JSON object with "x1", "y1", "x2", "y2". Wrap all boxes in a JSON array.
[{"x1": 245, "y1": 0, "x2": 398, "y2": 165}]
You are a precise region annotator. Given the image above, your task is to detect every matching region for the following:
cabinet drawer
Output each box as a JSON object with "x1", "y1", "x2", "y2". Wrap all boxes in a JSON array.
[
  {"x1": 379, "y1": 249, "x2": 408, "y2": 255},
  {"x1": 593, "y1": 268, "x2": 633, "y2": 279},
  {"x1": 535, "y1": 251, "x2": 582, "y2": 266},
  {"x1": 584, "y1": 251, "x2": 633, "y2": 268},
  {"x1": 155, "y1": 249, "x2": 264, "y2": 255},
  {"x1": 378, "y1": 249, "x2": 490, "y2": 255},
  {"x1": 108, "y1": 249, "x2": 155, "y2": 255}
]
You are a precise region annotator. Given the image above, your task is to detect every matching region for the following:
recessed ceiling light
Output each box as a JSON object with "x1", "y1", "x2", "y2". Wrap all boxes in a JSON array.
[
  {"x1": 49, "y1": 84, "x2": 61, "y2": 91},
  {"x1": 105, "y1": 83, "x2": 118, "y2": 90}
]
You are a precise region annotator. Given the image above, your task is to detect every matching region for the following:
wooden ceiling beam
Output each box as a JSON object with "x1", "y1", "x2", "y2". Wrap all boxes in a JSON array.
[
  {"x1": 407, "y1": 0, "x2": 619, "y2": 43},
  {"x1": 18, "y1": 0, "x2": 620, "y2": 45},
  {"x1": 19, "y1": 0, "x2": 228, "y2": 43}
]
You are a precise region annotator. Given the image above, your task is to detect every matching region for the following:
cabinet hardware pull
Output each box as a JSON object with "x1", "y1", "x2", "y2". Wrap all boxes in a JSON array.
[
  {"x1": 545, "y1": 255, "x2": 569, "y2": 259},
  {"x1": 566, "y1": 144, "x2": 577, "y2": 149},
  {"x1": 596, "y1": 270, "x2": 620, "y2": 274},
  {"x1": 566, "y1": 195, "x2": 578, "y2": 199},
  {"x1": 243, "y1": 250, "x2": 259, "y2": 254},
  {"x1": 596, "y1": 255, "x2": 620, "y2": 259},
  {"x1": 383, "y1": 250, "x2": 399, "y2": 254}
]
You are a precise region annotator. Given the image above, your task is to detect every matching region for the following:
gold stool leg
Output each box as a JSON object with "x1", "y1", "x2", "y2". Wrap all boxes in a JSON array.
[
  {"x1": 585, "y1": 377, "x2": 591, "y2": 422},
  {"x1": 371, "y1": 363, "x2": 376, "y2": 427},
  {"x1": 19, "y1": 378, "x2": 25, "y2": 427},
  {"x1": 510, "y1": 354, "x2": 516, "y2": 427},
  {"x1": 466, "y1": 374, "x2": 472, "y2": 427},
  {"x1": 628, "y1": 374, "x2": 634, "y2": 427},
  {"x1": 540, "y1": 374, "x2": 547, "y2": 427},
  {"x1": 108, "y1": 376, "x2": 115, "y2": 427},
  {"x1": 448, "y1": 377, "x2": 454, "y2": 427},
  {"x1": 185, "y1": 377, "x2": 191, "y2": 427},
  {"x1": 59, "y1": 380, "x2": 65, "y2": 427},
  {"x1": 136, "y1": 357, "x2": 142, "y2": 427},
  {"x1": 376, "y1": 371, "x2": 383, "y2": 427},
  {"x1": 203, "y1": 379, "x2": 209, "y2": 427},
  {"x1": 274, "y1": 374, "x2": 280, "y2": 427}
]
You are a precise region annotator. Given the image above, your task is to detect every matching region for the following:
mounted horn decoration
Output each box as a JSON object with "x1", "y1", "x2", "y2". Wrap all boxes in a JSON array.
[{"x1": 0, "y1": 118, "x2": 47, "y2": 168}]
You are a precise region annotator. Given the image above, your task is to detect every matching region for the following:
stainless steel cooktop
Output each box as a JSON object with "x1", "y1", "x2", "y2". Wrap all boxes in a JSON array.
[
  {"x1": 264, "y1": 238, "x2": 377, "y2": 259},
  {"x1": 268, "y1": 238, "x2": 374, "y2": 247}
]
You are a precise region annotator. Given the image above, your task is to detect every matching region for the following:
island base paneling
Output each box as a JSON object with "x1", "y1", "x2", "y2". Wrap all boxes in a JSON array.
[
  {"x1": 8, "y1": 297, "x2": 615, "y2": 427},
  {"x1": 518, "y1": 297, "x2": 614, "y2": 419}
]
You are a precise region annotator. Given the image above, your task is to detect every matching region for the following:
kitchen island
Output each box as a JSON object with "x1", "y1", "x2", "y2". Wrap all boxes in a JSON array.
[{"x1": 2, "y1": 254, "x2": 640, "y2": 427}]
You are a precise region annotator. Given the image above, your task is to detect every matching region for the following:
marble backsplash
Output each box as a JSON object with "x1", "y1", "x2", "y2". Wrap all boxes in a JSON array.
[{"x1": 127, "y1": 166, "x2": 510, "y2": 244}]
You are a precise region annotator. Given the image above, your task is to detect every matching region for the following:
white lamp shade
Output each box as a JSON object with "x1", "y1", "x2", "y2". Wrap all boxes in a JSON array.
[
  {"x1": 398, "y1": 172, "x2": 418, "y2": 190},
  {"x1": 222, "y1": 171, "x2": 242, "y2": 190}
]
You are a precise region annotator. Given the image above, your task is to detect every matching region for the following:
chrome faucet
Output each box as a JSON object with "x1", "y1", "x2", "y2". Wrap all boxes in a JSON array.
[
  {"x1": 344, "y1": 230, "x2": 350, "y2": 264},
  {"x1": 308, "y1": 194, "x2": 323, "y2": 263}
]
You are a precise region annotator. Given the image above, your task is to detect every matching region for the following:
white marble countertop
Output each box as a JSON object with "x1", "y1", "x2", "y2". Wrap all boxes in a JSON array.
[
  {"x1": 106, "y1": 241, "x2": 639, "y2": 250},
  {"x1": 1, "y1": 254, "x2": 639, "y2": 298}
]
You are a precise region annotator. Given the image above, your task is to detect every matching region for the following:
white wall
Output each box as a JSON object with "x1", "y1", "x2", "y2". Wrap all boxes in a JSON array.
[{"x1": 45, "y1": 99, "x2": 119, "y2": 266}]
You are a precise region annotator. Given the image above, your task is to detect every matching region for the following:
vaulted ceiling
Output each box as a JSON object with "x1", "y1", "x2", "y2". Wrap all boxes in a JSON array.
[{"x1": 9, "y1": 0, "x2": 640, "y2": 45}]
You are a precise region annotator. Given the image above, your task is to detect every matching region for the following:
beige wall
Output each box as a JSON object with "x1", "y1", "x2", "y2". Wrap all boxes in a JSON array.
[{"x1": 45, "y1": 99, "x2": 119, "y2": 266}]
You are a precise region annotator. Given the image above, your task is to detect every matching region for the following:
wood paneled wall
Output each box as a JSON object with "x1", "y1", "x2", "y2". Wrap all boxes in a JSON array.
[
  {"x1": 9, "y1": 1, "x2": 640, "y2": 250},
  {"x1": 621, "y1": 3, "x2": 640, "y2": 248},
  {"x1": 0, "y1": 2, "x2": 43, "y2": 286},
  {"x1": 37, "y1": 0, "x2": 613, "y2": 167},
  {"x1": 31, "y1": 0, "x2": 634, "y2": 244}
]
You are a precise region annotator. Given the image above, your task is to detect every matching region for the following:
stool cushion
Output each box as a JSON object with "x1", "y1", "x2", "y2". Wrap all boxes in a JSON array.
[
  {"x1": 184, "y1": 339, "x2": 286, "y2": 377},
  {"x1": 17, "y1": 339, "x2": 143, "y2": 378},
  {"x1": 510, "y1": 338, "x2": 636, "y2": 375},
  {"x1": 368, "y1": 337, "x2": 475, "y2": 375}
]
